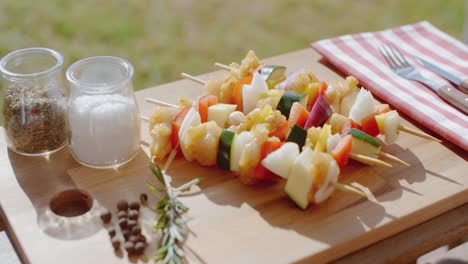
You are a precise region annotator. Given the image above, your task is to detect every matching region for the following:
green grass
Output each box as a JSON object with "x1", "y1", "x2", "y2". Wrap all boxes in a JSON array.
[{"x1": 0, "y1": 0, "x2": 464, "y2": 90}]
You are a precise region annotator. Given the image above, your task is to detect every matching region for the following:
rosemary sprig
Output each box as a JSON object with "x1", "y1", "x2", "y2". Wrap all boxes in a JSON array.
[{"x1": 147, "y1": 164, "x2": 200, "y2": 264}]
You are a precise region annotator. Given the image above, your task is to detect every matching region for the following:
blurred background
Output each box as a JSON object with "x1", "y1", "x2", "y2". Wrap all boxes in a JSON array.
[{"x1": 0, "y1": 0, "x2": 464, "y2": 90}]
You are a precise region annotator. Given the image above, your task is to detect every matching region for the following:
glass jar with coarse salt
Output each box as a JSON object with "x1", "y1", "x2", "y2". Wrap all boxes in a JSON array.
[{"x1": 66, "y1": 56, "x2": 141, "y2": 168}]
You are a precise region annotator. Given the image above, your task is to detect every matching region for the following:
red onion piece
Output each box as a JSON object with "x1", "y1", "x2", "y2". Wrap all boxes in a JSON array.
[{"x1": 304, "y1": 95, "x2": 332, "y2": 129}]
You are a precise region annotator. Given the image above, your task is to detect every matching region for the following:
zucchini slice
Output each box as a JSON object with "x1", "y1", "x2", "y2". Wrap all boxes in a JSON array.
[
  {"x1": 349, "y1": 128, "x2": 381, "y2": 158},
  {"x1": 286, "y1": 124, "x2": 307, "y2": 149},
  {"x1": 277, "y1": 91, "x2": 307, "y2": 117},
  {"x1": 349, "y1": 128, "x2": 380, "y2": 147},
  {"x1": 260, "y1": 65, "x2": 287, "y2": 88},
  {"x1": 284, "y1": 148, "x2": 316, "y2": 209},
  {"x1": 217, "y1": 129, "x2": 235, "y2": 171}
]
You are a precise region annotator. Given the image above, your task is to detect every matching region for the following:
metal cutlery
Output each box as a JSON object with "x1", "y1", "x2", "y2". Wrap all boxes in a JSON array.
[
  {"x1": 416, "y1": 56, "x2": 468, "y2": 94},
  {"x1": 379, "y1": 45, "x2": 468, "y2": 115}
]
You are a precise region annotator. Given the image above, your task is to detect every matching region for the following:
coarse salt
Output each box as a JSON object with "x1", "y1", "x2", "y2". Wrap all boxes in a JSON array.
[{"x1": 68, "y1": 94, "x2": 140, "y2": 167}]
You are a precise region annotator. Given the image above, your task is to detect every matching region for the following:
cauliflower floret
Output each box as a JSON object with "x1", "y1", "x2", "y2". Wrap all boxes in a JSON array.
[
  {"x1": 288, "y1": 70, "x2": 319, "y2": 94},
  {"x1": 183, "y1": 121, "x2": 222, "y2": 166},
  {"x1": 205, "y1": 50, "x2": 262, "y2": 101},
  {"x1": 256, "y1": 89, "x2": 285, "y2": 110},
  {"x1": 150, "y1": 124, "x2": 173, "y2": 161},
  {"x1": 228, "y1": 105, "x2": 286, "y2": 134},
  {"x1": 245, "y1": 105, "x2": 286, "y2": 132},
  {"x1": 304, "y1": 126, "x2": 321, "y2": 149},
  {"x1": 219, "y1": 75, "x2": 236, "y2": 103},
  {"x1": 227, "y1": 123, "x2": 248, "y2": 134},
  {"x1": 204, "y1": 74, "x2": 236, "y2": 103},
  {"x1": 149, "y1": 106, "x2": 180, "y2": 161},
  {"x1": 227, "y1": 111, "x2": 248, "y2": 134},
  {"x1": 230, "y1": 50, "x2": 261, "y2": 79},
  {"x1": 325, "y1": 81, "x2": 344, "y2": 114},
  {"x1": 263, "y1": 110, "x2": 286, "y2": 131},
  {"x1": 149, "y1": 106, "x2": 179, "y2": 133},
  {"x1": 227, "y1": 111, "x2": 245, "y2": 127},
  {"x1": 204, "y1": 75, "x2": 224, "y2": 99}
]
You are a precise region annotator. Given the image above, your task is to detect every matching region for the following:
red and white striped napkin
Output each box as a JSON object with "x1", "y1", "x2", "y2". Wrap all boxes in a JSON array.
[{"x1": 311, "y1": 21, "x2": 468, "y2": 151}]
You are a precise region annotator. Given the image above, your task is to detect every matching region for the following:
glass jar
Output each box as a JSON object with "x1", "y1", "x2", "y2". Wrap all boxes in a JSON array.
[
  {"x1": 66, "y1": 56, "x2": 141, "y2": 168},
  {"x1": 0, "y1": 48, "x2": 67, "y2": 156}
]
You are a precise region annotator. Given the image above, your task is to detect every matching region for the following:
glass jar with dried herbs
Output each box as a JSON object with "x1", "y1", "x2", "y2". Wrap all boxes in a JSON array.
[{"x1": 0, "y1": 48, "x2": 67, "y2": 156}]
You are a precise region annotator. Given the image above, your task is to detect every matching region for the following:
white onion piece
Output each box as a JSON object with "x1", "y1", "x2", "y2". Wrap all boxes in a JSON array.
[
  {"x1": 348, "y1": 89, "x2": 376, "y2": 125},
  {"x1": 261, "y1": 142, "x2": 300, "y2": 179},
  {"x1": 326, "y1": 134, "x2": 341, "y2": 153},
  {"x1": 242, "y1": 72, "x2": 268, "y2": 114},
  {"x1": 178, "y1": 108, "x2": 201, "y2": 159},
  {"x1": 340, "y1": 88, "x2": 358, "y2": 117},
  {"x1": 384, "y1": 111, "x2": 400, "y2": 144}
]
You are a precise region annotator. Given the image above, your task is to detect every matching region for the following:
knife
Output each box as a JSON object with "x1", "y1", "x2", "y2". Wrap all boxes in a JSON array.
[
  {"x1": 413, "y1": 74, "x2": 468, "y2": 115},
  {"x1": 417, "y1": 56, "x2": 468, "y2": 94}
]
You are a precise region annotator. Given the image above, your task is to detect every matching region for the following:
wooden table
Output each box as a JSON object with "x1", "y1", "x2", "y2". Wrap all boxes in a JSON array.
[{"x1": 0, "y1": 49, "x2": 467, "y2": 264}]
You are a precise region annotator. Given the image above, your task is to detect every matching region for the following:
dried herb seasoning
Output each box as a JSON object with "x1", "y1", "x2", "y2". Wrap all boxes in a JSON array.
[{"x1": 2, "y1": 83, "x2": 66, "y2": 154}]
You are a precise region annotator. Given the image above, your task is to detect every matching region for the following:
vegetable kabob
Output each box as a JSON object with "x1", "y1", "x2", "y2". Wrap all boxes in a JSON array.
[
  {"x1": 207, "y1": 51, "x2": 440, "y2": 143},
  {"x1": 146, "y1": 89, "x2": 398, "y2": 168},
  {"x1": 178, "y1": 71, "x2": 410, "y2": 167},
  {"x1": 143, "y1": 101, "x2": 366, "y2": 210},
  {"x1": 179, "y1": 58, "x2": 439, "y2": 166}
]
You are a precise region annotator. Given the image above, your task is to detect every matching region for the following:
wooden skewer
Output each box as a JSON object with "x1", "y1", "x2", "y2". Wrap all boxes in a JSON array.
[
  {"x1": 145, "y1": 97, "x2": 394, "y2": 168},
  {"x1": 349, "y1": 153, "x2": 392, "y2": 168},
  {"x1": 379, "y1": 152, "x2": 410, "y2": 167},
  {"x1": 333, "y1": 182, "x2": 367, "y2": 197},
  {"x1": 163, "y1": 143, "x2": 179, "y2": 172},
  {"x1": 214, "y1": 62, "x2": 236, "y2": 71},
  {"x1": 398, "y1": 125, "x2": 441, "y2": 142},
  {"x1": 181, "y1": 72, "x2": 206, "y2": 85},
  {"x1": 216, "y1": 62, "x2": 264, "y2": 73},
  {"x1": 141, "y1": 115, "x2": 149, "y2": 121},
  {"x1": 145, "y1": 98, "x2": 178, "y2": 108}
]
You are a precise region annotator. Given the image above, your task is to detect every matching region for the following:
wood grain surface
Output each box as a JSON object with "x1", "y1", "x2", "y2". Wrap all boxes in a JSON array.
[
  {"x1": 335, "y1": 203, "x2": 468, "y2": 264},
  {"x1": 0, "y1": 49, "x2": 467, "y2": 264}
]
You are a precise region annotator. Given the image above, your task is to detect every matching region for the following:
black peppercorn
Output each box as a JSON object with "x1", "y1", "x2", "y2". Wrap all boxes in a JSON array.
[
  {"x1": 107, "y1": 227, "x2": 116, "y2": 238},
  {"x1": 129, "y1": 201, "x2": 140, "y2": 211},
  {"x1": 128, "y1": 210, "x2": 139, "y2": 220},
  {"x1": 118, "y1": 218, "x2": 127, "y2": 230},
  {"x1": 117, "y1": 200, "x2": 128, "y2": 211},
  {"x1": 111, "y1": 237, "x2": 121, "y2": 250},
  {"x1": 124, "y1": 241, "x2": 134, "y2": 255},
  {"x1": 117, "y1": 210, "x2": 127, "y2": 220},
  {"x1": 131, "y1": 225, "x2": 141, "y2": 236},
  {"x1": 100, "y1": 211, "x2": 112, "y2": 223},
  {"x1": 134, "y1": 242, "x2": 145, "y2": 255}
]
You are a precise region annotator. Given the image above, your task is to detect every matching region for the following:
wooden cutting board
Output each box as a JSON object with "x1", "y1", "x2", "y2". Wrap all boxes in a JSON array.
[{"x1": 0, "y1": 49, "x2": 467, "y2": 264}]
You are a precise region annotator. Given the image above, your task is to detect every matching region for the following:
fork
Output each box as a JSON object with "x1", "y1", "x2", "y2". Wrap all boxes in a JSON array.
[{"x1": 379, "y1": 45, "x2": 468, "y2": 115}]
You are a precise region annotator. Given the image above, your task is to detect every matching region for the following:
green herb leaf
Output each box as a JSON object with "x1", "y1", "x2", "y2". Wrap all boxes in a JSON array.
[
  {"x1": 150, "y1": 165, "x2": 165, "y2": 184},
  {"x1": 146, "y1": 180, "x2": 164, "y2": 194},
  {"x1": 156, "y1": 214, "x2": 168, "y2": 229},
  {"x1": 147, "y1": 164, "x2": 199, "y2": 263}
]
